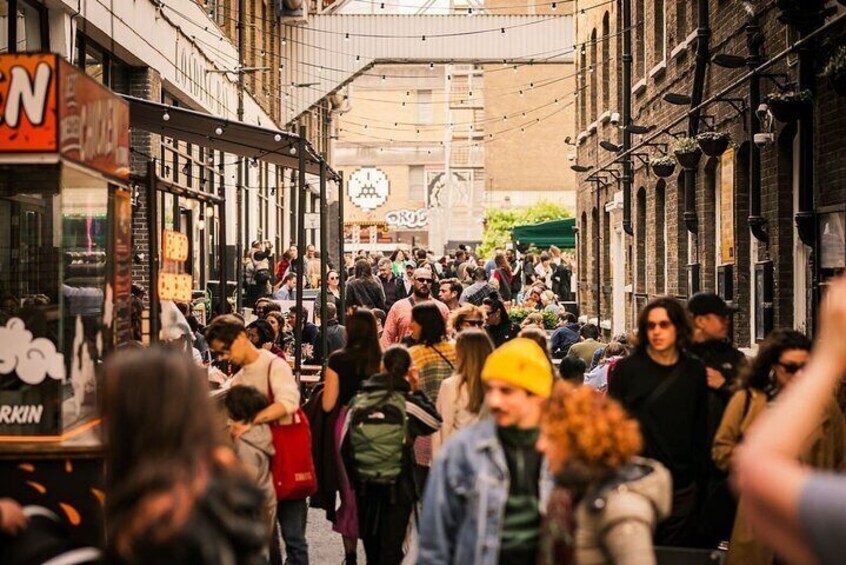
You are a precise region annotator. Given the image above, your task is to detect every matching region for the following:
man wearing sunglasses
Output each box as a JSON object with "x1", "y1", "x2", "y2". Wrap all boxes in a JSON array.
[
  {"x1": 381, "y1": 268, "x2": 449, "y2": 348},
  {"x1": 608, "y1": 297, "x2": 708, "y2": 548},
  {"x1": 687, "y1": 292, "x2": 749, "y2": 546}
]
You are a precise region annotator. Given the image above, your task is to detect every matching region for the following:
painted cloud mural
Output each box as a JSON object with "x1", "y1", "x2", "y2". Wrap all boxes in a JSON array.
[{"x1": 0, "y1": 318, "x2": 66, "y2": 385}]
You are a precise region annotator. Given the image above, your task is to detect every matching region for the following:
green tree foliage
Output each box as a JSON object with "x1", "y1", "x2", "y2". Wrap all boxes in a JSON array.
[{"x1": 477, "y1": 201, "x2": 572, "y2": 259}]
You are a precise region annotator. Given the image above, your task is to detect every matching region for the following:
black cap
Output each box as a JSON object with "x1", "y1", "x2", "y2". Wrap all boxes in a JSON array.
[{"x1": 687, "y1": 292, "x2": 738, "y2": 317}]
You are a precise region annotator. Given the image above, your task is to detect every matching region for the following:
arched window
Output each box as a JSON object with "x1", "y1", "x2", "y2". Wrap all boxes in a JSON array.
[
  {"x1": 579, "y1": 47, "x2": 587, "y2": 131},
  {"x1": 580, "y1": 211, "x2": 588, "y2": 285},
  {"x1": 675, "y1": 0, "x2": 688, "y2": 41},
  {"x1": 590, "y1": 28, "x2": 598, "y2": 121},
  {"x1": 704, "y1": 157, "x2": 719, "y2": 290},
  {"x1": 602, "y1": 13, "x2": 611, "y2": 112},
  {"x1": 636, "y1": 187, "x2": 647, "y2": 293},
  {"x1": 635, "y1": 0, "x2": 645, "y2": 79},
  {"x1": 655, "y1": 181, "x2": 666, "y2": 294},
  {"x1": 654, "y1": 0, "x2": 666, "y2": 62}
]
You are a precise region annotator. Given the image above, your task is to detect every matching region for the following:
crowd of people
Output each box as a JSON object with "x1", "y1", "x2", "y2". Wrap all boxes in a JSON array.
[{"x1": 7, "y1": 240, "x2": 846, "y2": 565}]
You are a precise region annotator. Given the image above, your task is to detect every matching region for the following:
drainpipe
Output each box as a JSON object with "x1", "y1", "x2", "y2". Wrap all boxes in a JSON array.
[
  {"x1": 235, "y1": 0, "x2": 246, "y2": 311},
  {"x1": 794, "y1": 15, "x2": 820, "y2": 328},
  {"x1": 746, "y1": 12, "x2": 768, "y2": 243},
  {"x1": 596, "y1": 183, "x2": 602, "y2": 320},
  {"x1": 621, "y1": 0, "x2": 633, "y2": 236},
  {"x1": 684, "y1": 0, "x2": 711, "y2": 235}
]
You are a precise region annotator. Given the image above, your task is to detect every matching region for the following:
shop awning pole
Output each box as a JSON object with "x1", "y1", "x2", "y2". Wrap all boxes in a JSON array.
[
  {"x1": 218, "y1": 195, "x2": 229, "y2": 316},
  {"x1": 319, "y1": 160, "x2": 329, "y2": 375},
  {"x1": 147, "y1": 159, "x2": 160, "y2": 342},
  {"x1": 294, "y1": 125, "x2": 307, "y2": 381},
  {"x1": 337, "y1": 172, "x2": 346, "y2": 324}
]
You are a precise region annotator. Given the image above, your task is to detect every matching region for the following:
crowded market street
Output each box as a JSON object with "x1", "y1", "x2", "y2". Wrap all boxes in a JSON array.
[{"x1": 1, "y1": 1, "x2": 846, "y2": 564}]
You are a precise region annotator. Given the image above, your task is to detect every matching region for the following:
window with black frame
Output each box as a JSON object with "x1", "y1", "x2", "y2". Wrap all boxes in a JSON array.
[{"x1": 2, "y1": 0, "x2": 48, "y2": 54}]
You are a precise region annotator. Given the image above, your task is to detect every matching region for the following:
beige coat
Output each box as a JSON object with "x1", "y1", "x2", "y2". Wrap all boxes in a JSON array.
[
  {"x1": 573, "y1": 457, "x2": 672, "y2": 565},
  {"x1": 713, "y1": 388, "x2": 846, "y2": 565},
  {"x1": 432, "y1": 374, "x2": 480, "y2": 458}
]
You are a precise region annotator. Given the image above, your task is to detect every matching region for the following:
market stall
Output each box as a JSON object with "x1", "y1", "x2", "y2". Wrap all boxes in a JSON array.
[{"x1": 0, "y1": 53, "x2": 133, "y2": 545}]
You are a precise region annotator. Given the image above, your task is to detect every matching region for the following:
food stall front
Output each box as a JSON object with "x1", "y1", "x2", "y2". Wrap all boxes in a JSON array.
[{"x1": 0, "y1": 53, "x2": 131, "y2": 546}]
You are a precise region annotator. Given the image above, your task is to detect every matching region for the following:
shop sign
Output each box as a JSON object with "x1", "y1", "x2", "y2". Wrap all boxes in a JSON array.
[
  {"x1": 386, "y1": 208, "x2": 429, "y2": 229},
  {"x1": 0, "y1": 53, "x2": 59, "y2": 152},
  {"x1": 719, "y1": 148, "x2": 735, "y2": 264},
  {"x1": 0, "y1": 54, "x2": 130, "y2": 180},
  {"x1": 58, "y1": 58, "x2": 130, "y2": 180}
]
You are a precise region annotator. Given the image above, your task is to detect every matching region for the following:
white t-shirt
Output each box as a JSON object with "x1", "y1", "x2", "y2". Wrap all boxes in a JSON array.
[{"x1": 233, "y1": 349, "x2": 300, "y2": 424}]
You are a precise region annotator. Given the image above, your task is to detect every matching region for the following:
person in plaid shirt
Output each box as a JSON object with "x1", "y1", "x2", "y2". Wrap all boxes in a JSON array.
[{"x1": 408, "y1": 302, "x2": 457, "y2": 484}]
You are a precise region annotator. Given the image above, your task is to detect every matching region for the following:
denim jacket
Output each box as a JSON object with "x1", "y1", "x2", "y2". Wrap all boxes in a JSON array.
[{"x1": 418, "y1": 419, "x2": 554, "y2": 565}]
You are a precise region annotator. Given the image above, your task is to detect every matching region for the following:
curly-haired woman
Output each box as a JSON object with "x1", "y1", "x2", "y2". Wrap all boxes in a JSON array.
[
  {"x1": 713, "y1": 329, "x2": 845, "y2": 565},
  {"x1": 536, "y1": 382, "x2": 671, "y2": 565}
]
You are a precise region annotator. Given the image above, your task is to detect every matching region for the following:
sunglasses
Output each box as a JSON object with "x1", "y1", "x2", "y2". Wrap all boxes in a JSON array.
[
  {"x1": 777, "y1": 361, "x2": 806, "y2": 375},
  {"x1": 646, "y1": 320, "x2": 673, "y2": 331},
  {"x1": 462, "y1": 319, "x2": 484, "y2": 327},
  {"x1": 416, "y1": 278, "x2": 434, "y2": 284}
]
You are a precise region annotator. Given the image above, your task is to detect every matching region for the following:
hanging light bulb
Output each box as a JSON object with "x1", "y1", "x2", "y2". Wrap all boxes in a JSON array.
[
  {"x1": 197, "y1": 218, "x2": 206, "y2": 230},
  {"x1": 274, "y1": 133, "x2": 283, "y2": 142},
  {"x1": 215, "y1": 126, "x2": 224, "y2": 136},
  {"x1": 551, "y1": 2, "x2": 557, "y2": 10},
  {"x1": 162, "y1": 111, "x2": 171, "y2": 122},
  {"x1": 345, "y1": 33, "x2": 350, "y2": 41}
]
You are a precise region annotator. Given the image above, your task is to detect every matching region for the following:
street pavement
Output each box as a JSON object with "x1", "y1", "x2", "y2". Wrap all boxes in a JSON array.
[{"x1": 300, "y1": 507, "x2": 365, "y2": 564}]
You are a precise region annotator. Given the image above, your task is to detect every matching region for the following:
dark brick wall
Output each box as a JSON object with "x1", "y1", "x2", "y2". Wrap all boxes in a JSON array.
[
  {"x1": 129, "y1": 67, "x2": 163, "y2": 295},
  {"x1": 575, "y1": 2, "x2": 846, "y2": 347}
]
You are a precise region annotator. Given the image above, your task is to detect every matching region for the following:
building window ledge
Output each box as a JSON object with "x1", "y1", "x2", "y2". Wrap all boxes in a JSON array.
[
  {"x1": 686, "y1": 30, "x2": 698, "y2": 44},
  {"x1": 632, "y1": 78, "x2": 647, "y2": 96},
  {"x1": 588, "y1": 121, "x2": 598, "y2": 134},
  {"x1": 649, "y1": 59, "x2": 667, "y2": 80},
  {"x1": 577, "y1": 131, "x2": 589, "y2": 145},
  {"x1": 671, "y1": 40, "x2": 688, "y2": 59},
  {"x1": 599, "y1": 110, "x2": 611, "y2": 124}
]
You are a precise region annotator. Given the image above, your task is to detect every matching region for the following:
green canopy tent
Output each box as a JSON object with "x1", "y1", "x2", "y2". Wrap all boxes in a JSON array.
[{"x1": 512, "y1": 218, "x2": 576, "y2": 250}]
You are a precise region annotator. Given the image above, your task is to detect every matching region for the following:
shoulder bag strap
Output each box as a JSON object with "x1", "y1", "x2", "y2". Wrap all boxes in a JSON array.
[
  {"x1": 431, "y1": 344, "x2": 455, "y2": 371},
  {"x1": 643, "y1": 361, "x2": 683, "y2": 410},
  {"x1": 266, "y1": 357, "x2": 276, "y2": 404}
]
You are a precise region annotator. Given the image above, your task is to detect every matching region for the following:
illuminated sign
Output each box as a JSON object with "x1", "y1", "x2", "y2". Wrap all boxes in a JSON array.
[{"x1": 163, "y1": 230, "x2": 189, "y2": 262}]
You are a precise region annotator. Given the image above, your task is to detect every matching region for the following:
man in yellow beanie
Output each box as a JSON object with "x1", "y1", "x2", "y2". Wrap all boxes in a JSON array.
[{"x1": 418, "y1": 338, "x2": 554, "y2": 565}]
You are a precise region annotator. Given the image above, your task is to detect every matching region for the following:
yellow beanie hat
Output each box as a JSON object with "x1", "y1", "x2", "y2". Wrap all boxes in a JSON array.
[{"x1": 481, "y1": 338, "x2": 554, "y2": 399}]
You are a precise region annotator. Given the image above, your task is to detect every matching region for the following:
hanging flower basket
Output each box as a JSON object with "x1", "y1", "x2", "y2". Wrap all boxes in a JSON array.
[
  {"x1": 823, "y1": 46, "x2": 846, "y2": 97},
  {"x1": 766, "y1": 90, "x2": 813, "y2": 123},
  {"x1": 650, "y1": 156, "x2": 677, "y2": 178},
  {"x1": 674, "y1": 137, "x2": 702, "y2": 170},
  {"x1": 696, "y1": 132, "x2": 731, "y2": 157}
]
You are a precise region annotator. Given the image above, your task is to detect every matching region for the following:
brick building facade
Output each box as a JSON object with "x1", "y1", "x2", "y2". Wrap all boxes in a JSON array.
[{"x1": 575, "y1": 1, "x2": 846, "y2": 347}]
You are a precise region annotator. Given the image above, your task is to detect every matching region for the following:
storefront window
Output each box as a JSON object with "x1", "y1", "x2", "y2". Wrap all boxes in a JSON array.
[{"x1": 0, "y1": 163, "x2": 117, "y2": 434}]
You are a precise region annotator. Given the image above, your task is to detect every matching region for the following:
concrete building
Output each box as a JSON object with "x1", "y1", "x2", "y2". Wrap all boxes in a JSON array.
[{"x1": 574, "y1": 0, "x2": 846, "y2": 346}]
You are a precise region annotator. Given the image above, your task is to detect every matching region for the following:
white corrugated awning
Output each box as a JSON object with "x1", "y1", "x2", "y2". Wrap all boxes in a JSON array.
[{"x1": 282, "y1": 14, "x2": 574, "y2": 124}]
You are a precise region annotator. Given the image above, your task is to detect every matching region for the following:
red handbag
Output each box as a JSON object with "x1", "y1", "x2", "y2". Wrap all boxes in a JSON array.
[{"x1": 266, "y1": 362, "x2": 318, "y2": 500}]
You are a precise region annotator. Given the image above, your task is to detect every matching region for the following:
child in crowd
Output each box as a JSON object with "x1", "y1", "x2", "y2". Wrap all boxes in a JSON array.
[{"x1": 224, "y1": 386, "x2": 277, "y2": 549}]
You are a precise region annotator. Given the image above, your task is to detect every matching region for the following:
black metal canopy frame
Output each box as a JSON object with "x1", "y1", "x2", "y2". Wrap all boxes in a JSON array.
[{"x1": 125, "y1": 96, "x2": 342, "y2": 349}]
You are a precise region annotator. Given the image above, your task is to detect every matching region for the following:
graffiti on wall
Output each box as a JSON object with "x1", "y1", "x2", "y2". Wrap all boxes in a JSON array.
[{"x1": 386, "y1": 208, "x2": 429, "y2": 230}]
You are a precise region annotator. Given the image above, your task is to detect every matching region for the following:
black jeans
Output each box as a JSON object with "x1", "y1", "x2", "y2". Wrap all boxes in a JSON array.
[
  {"x1": 655, "y1": 483, "x2": 699, "y2": 547},
  {"x1": 356, "y1": 483, "x2": 414, "y2": 565}
]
